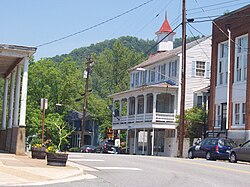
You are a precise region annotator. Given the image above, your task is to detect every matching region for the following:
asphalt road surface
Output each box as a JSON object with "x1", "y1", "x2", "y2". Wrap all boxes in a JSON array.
[{"x1": 43, "y1": 152, "x2": 250, "y2": 187}]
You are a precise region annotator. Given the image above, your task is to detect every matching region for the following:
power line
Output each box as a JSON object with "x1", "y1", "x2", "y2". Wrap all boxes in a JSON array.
[
  {"x1": 187, "y1": 0, "x2": 242, "y2": 11},
  {"x1": 187, "y1": 23, "x2": 210, "y2": 61},
  {"x1": 36, "y1": 0, "x2": 154, "y2": 48},
  {"x1": 189, "y1": 1, "x2": 250, "y2": 16},
  {"x1": 188, "y1": 22, "x2": 207, "y2": 36}
]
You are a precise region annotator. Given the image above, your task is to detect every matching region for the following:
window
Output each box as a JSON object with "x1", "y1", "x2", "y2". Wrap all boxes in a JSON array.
[
  {"x1": 217, "y1": 105, "x2": 221, "y2": 127},
  {"x1": 148, "y1": 70, "x2": 151, "y2": 83},
  {"x1": 235, "y1": 103, "x2": 240, "y2": 125},
  {"x1": 235, "y1": 35, "x2": 248, "y2": 83},
  {"x1": 130, "y1": 74, "x2": 134, "y2": 88},
  {"x1": 197, "y1": 96, "x2": 202, "y2": 107},
  {"x1": 158, "y1": 66, "x2": 161, "y2": 81},
  {"x1": 236, "y1": 57, "x2": 241, "y2": 82},
  {"x1": 196, "y1": 61, "x2": 206, "y2": 77},
  {"x1": 220, "y1": 43, "x2": 228, "y2": 58},
  {"x1": 168, "y1": 61, "x2": 177, "y2": 78},
  {"x1": 219, "y1": 61, "x2": 223, "y2": 85},
  {"x1": 161, "y1": 64, "x2": 166, "y2": 80},
  {"x1": 150, "y1": 68, "x2": 155, "y2": 83},
  {"x1": 242, "y1": 103, "x2": 246, "y2": 125},
  {"x1": 142, "y1": 70, "x2": 147, "y2": 85},
  {"x1": 135, "y1": 72, "x2": 139, "y2": 87},
  {"x1": 172, "y1": 61, "x2": 177, "y2": 77},
  {"x1": 218, "y1": 42, "x2": 228, "y2": 85}
]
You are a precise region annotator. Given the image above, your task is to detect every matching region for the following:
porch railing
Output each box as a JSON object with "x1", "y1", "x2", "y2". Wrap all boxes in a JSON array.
[{"x1": 113, "y1": 112, "x2": 175, "y2": 125}]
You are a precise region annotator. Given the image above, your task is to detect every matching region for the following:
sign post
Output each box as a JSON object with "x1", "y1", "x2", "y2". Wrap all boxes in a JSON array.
[{"x1": 41, "y1": 98, "x2": 48, "y2": 145}]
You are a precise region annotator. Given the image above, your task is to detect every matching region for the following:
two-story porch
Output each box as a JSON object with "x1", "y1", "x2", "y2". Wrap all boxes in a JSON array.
[{"x1": 110, "y1": 83, "x2": 179, "y2": 156}]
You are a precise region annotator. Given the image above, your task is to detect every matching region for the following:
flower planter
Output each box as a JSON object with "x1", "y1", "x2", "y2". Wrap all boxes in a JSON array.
[
  {"x1": 47, "y1": 152, "x2": 68, "y2": 166},
  {"x1": 31, "y1": 148, "x2": 46, "y2": 159}
]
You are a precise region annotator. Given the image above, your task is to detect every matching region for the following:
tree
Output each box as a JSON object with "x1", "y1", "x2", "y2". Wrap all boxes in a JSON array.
[
  {"x1": 176, "y1": 106, "x2": 207, "y2": 144},
  {"x1": 26, "y1": 57, "x2": 83, "y2": 139}
]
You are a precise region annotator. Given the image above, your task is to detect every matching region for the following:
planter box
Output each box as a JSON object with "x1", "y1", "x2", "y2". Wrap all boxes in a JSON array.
[
  {"x1": 31, "y1": 148, "x2": 46, "y2": 159},
  {"x1": 47, "y1": 152, "x2": 68, "y2": 166}
]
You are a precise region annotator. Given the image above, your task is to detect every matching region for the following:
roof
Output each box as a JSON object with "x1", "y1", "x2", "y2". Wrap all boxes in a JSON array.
[
  {"x1": 214, "y1": 4, "x2": 250, "y2": 22},
  {"x1": 130, "y1": 36, "x2": 211, "y2": 71},
  {"x1": 109, "y1": 82, "x2": 178, "y2": 98},
  {"x1": 156, "y1": 19, "x2": 173, "y2": 33},
  {"x1": 65, "y1": 110, "x2": 91, "y2": 121},
  {"x1": 194, "y1": 86, "x2": 210, "y2": 94},
  {"x1": 0, "y1": 44, "x2": 37, "y2": 78},
  {"x1": 0, "y1": 44, "x2": 36, "y2": 52}
]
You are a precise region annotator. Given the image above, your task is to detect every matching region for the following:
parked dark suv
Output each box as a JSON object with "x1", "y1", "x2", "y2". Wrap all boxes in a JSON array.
[
  {"x1": 96, "y1": 140, "x2": 114, "y2": 153},
  {"x1": 188, "y1": 137, "x2": 237, "y2": 160}
]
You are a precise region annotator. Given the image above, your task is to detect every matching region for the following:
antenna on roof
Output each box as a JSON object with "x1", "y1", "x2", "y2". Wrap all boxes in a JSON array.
[{"x1": 165, "y1": 11, "x2": 168, "y2": 20}]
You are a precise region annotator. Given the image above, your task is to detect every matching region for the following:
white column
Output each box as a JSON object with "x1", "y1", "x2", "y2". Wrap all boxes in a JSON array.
[
  {"x1": 1, "y1": 78, "x2": 9, "y2": 130},
  {"x1": 133, "y1": 129, "x2": 137, "y2": 154},
  {"x1": 126, "y1": 128, "x2": 128, "y2": 153},
  {"x1": 8, "y1": 71, "x2": 16, "y2": 128},
  {"x1": 143, "y1": 94, "x2": 147, "y2": 121},
  {"x1": 119, "y1": 99, "x2": 122, "y2": 117},
  {"x1": 19, "y1": 57, "x2": 29, "y2": 127},
  {"x1": 13, "y1": 65, "x2": 22, "y2": 127},
  {"x1": 127, "y1": 97, "x2": 129, "y2": 124},
  {"x1": 135, "y1": 96, "x2": 138, "y2": 122},
  {"x1": 152, "y1": 93, "x2": 157, "y2": 122},
  {"x1": 142, "y1": 128, "x2": 145, "y2": 155},
  {"x1": 174, "y1": 93, "x2": 177, "y2": 116},
  {"x1": 151, "y1": 128, "x2": 154, "y2": 156}
]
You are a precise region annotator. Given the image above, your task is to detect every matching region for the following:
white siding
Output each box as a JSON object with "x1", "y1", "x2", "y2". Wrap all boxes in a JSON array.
[{"x1": 184, "y1": 37, "x2": 211, "y2": 109}]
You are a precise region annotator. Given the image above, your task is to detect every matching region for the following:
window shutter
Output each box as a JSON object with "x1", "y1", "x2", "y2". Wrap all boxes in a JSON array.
[
  {"x1": 205, "y1": 62, "x2": 211, "y2": 78},
  {"x1": 192, "y1": 61, "x2": 196, "y2": 77}
]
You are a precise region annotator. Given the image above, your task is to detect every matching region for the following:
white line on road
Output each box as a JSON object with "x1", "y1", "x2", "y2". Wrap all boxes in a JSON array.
[
  {"x1": 95, "y1": 167, "x2": 142, "y2": 171},
  {"x1": 69, "y1": 159, "x2": 104, "y2": 162}
]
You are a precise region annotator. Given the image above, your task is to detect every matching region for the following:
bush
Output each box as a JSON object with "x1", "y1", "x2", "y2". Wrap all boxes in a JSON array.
[{"x1": 68, "y1": 147, "x2": 80, "y2": 152}]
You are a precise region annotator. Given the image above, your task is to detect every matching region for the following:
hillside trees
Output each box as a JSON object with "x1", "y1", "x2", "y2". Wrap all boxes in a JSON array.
[
  {"x1": 26, "y1": 57, "x2": 83, "y2": 140},
  {"x1": 90, "y1": 40, "x2": 145, "y2": 136}
]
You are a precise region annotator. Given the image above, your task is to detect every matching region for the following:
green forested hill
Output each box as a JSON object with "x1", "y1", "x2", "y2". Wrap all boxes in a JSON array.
[{"x1": 52, "y1": 36, "x2": 157, "y2": 64}]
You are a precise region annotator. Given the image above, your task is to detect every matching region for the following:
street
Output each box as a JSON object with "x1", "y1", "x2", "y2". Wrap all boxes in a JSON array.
[{"x1": 41, "y1": 153, "x2": 250, "y2": 187}]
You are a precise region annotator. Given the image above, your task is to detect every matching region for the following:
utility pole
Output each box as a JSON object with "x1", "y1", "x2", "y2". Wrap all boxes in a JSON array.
[
  {"x1": 178, "y1": 0, "x2": 186, "y2": 158},
  {"x1": 81, "y1": 54, "x2": 93, "y2": 147}
]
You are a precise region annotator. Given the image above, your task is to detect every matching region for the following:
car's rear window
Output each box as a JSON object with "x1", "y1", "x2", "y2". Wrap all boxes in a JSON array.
[{"x1": 219, "y1": 139, "x2": 237, "y2": 147}]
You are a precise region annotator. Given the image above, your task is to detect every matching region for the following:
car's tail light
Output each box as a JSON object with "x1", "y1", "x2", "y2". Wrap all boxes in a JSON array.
[{"x1": 215, "y1": 145, "x2": 219, "y2": 153}]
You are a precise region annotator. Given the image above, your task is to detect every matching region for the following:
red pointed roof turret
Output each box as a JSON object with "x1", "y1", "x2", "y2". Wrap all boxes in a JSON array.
[{"x1": 157, "y1": 19, "x2": 173, "y2": 33}]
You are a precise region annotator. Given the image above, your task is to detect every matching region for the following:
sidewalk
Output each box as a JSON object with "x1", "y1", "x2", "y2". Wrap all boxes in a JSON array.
[{"x1": 0, "y1": 152, "x2": 93, "y2": 186}]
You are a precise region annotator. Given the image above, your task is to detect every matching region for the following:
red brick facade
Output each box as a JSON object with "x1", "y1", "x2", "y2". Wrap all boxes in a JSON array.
[{"x1": 209, "y1": 5, "x2": 250, "y2": 131}]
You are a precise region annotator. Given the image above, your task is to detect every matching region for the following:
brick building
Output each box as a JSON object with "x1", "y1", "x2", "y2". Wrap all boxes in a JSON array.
[{"x1": 209, "y1": 4, "x2": 250, "y2": 143}]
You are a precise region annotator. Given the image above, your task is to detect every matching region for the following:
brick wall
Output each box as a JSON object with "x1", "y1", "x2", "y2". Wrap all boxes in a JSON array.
[{"x1": 209, "y1": 5, "x2": 250, "y2": 131}]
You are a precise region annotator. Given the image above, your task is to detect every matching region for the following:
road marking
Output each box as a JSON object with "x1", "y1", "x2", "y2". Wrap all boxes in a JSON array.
[
  {"x1": 174, "y1": 159, "x2": 250, "y2": 175},
  {"x1": 69, "y1": 159, "x2": 104, "y2": 162},
  {"x1": 0, "y1": 157, "x2": 17, "y2": 160},
  {"x1": 95, "y1": 167, "x2": 142, "y2": 171}
]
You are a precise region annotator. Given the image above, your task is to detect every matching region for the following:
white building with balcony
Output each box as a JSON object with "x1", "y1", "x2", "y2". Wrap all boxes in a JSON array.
[{"x1": 110, "y1": 18, "x2": 211, "y2": 156}]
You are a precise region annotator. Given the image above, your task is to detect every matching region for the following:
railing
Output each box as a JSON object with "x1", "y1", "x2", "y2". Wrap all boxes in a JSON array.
[
  {"x1": 155, "y1": 113, "x2": 175, "y2": 122},
  {"x1": 113, "y1": 112, "x2": 175, "y2": 125}
]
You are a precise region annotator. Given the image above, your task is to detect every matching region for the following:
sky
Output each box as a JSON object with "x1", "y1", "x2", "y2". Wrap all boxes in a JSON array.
[{"x1": 0, "y1": 0, "x2": 249, "y2": 60}]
